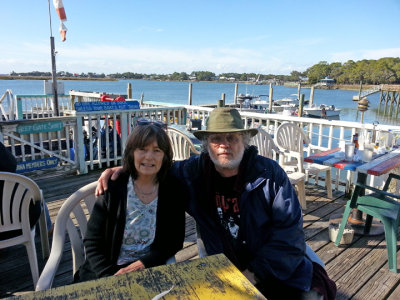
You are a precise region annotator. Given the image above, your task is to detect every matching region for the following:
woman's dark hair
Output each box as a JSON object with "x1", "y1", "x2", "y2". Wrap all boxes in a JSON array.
[{"x1": 122, "y1": 124, "x2": 173, "y2": 182}]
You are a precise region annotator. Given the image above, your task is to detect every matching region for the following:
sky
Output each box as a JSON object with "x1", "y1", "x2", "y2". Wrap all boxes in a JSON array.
[{"x1": 1, "y1": 0, "x2": 400, "y2": 75}]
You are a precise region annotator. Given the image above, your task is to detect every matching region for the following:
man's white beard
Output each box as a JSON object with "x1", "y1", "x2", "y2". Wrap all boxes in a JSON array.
[{"x1": 208, "y1": 146, "x2": 244, "y2": 170}]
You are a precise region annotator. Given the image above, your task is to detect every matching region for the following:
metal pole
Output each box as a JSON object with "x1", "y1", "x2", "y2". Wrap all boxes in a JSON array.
[
  {"x1": 50, "y1": 36, "x2": 59, "y2": 116},
  {"x1": 48, "y1": 0, "x2": 59, "y2": 116}
]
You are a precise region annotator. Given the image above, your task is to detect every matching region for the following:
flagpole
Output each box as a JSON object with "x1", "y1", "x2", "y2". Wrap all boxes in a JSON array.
[{"x1": 48, "y1": 0, "x2": 60, "y2": 116}]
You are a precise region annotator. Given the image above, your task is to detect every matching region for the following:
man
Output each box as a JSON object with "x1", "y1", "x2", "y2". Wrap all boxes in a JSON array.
[{"x1": 97, "y1": 107, "x2": 336, "y2": 299}]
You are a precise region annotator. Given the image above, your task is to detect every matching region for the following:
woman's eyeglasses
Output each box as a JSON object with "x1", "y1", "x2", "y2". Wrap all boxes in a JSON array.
[{"x1": 135, "y1": 118, "x2": 167, "y2": 129}]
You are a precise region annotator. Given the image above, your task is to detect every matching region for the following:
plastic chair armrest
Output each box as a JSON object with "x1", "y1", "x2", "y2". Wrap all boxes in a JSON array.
[{"x1": 355, "y1": 182, "x2": 400, "y2": 200}]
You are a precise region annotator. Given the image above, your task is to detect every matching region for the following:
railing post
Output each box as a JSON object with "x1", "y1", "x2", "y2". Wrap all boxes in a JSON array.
[
  {"x1": 70, "y1": 94, "x2": 75, "y2": 111},
  {"x1": 75, "y1": 115, "x2": 87, "y2": 174},
  {"x1": 16, "y1": 95, "x2": 23, "y2": 120},
  {"x1": 120, "y1": 112, "x2": 128, "y2": 155}
]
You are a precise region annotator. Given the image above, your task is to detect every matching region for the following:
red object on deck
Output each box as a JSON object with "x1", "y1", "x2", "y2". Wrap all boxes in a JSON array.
[
  {"x1": 101, "y1": 95, "x2": 126, "y2": 102},
  {"x1": 100, "y1": 95, "x2": 113, "y2": 102},
  {"x1": 100, "y1": 95, "x2": 126, "y2": 134}
]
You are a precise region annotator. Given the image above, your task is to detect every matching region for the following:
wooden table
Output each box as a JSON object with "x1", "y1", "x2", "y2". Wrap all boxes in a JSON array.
[
  {"x1": 10, "y1": 254, "x2": 265, "y2": 299},
  {"x1": 304, "y1": 147, "x2": 400, "y2": 177},
  {"x1": 305, "y1": 147, "x2": 400, "y2": 233}
]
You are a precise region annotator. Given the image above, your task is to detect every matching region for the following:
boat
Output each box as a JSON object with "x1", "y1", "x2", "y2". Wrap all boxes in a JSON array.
[
  {"x1": 240, "y1": 96, "x2": 297, "y2": 116},
  {"x1": 304, "y1": 104, "x2": 341, "y2": 118}
]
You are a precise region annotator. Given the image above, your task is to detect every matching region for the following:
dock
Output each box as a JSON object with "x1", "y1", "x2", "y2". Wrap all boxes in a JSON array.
[{"x1": 0, "y1": 170, "x2": 399, "y2": 299}]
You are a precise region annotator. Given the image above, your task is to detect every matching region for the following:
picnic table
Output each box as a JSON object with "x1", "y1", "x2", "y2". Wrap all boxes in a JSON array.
[
  {"x1": 305, "y1": 147, "x2": 400, "y2": 234},
  {"x1": 10, "y1": 254, "x2": 265, "y2": 300}
]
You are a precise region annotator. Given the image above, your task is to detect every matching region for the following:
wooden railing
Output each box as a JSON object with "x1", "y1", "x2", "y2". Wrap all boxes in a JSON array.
[
  {"x1": 143, "y1": 101, "x2": 400, "y2": 151},
  {"x1": 0, "y1": 90, "x2": 15, "y2": 120},
  {"x1": 15, "y1": 94, "x2": 71, "y2": 119},
  {"x1": 0, "y1": 117, "x2": 78, "y2": 174},
  {"x1": 70, "y1": 106, "x2": 186, "y2": 174},
  {"x1": 2, "y1": 100, "x2": 400, "y2": 181}
]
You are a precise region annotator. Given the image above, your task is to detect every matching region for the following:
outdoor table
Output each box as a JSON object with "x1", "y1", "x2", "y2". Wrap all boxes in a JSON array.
[
  {"x1": 304, "y1": 147, "x2": 400, "y2": 234},
  {"x1": 10, "y1": 254, "x2": 265, "y2": 300}
]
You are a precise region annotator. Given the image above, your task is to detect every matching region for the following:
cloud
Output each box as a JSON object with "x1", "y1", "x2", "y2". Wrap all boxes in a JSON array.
[
  {"x1": 4, "y1": 40, "x2": 399, "y2": 75},
  {"x1": 330, "y1": 48, "x2": 400, "y2": 62}
]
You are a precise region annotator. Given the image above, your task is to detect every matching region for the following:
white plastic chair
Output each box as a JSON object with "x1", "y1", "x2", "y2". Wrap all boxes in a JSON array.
[
  {"x1": 251, "y1": 128, "x2": 307, "y2": 209},
  {"x1": 250, "y1": 127, "x2": 279, "y2": 160},
  {"x1": 0, "y1": 172, "x2": 48, "y2": 287},
  {"x1": 35, "y1": 181, "x2": 98, "y2": 291},
  {"x1": 275, "y1": 123, "x2": 332, "y2": 199},
  {"x1": 36, "y1": 181, "x2": 177, "y2": 291},
  {"x1": 167, "y1": 127, "x2": 200, "y2": 161}
]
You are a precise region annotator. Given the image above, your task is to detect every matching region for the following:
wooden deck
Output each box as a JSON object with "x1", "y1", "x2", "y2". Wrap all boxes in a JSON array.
[{"x1": 1, "y1": 170, "x2": 400, "y2": 299}]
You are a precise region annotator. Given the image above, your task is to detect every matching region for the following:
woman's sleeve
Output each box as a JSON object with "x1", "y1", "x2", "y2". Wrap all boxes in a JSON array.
[{"x1": 83, "y1": 193, "x2": 119, "y2": 277}]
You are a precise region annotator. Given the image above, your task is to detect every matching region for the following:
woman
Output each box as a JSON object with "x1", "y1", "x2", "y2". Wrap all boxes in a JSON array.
[{"x1": 77, "y1": 120, "x2": 186, "y2": 281}]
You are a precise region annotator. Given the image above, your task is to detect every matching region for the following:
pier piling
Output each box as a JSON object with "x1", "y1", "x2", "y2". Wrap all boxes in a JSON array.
[
  {"x1": 127, "y1": 83, "x2": 132, "y2": 99},
  {"x1": 188, "y1": 83, "x2": 193, "y2": 105}
]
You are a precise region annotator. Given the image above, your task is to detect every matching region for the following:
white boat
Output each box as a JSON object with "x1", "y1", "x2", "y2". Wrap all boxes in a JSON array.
[
  {"x1": 238, "y1": 95, "x2": 298, "y2": 116},
  {"x1": 304, "y1": 104, "x2": 341, "y2": 118}
]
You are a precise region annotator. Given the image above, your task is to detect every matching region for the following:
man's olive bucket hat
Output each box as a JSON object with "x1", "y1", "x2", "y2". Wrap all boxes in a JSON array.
[{"x1": 193, "y1": 107, "x2": 259, "y2": 140}]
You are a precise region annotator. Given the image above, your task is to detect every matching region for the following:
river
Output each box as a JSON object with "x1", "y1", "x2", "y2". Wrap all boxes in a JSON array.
[{"x1": 0, "y1": 79, "x2": 398, "y2": 126}]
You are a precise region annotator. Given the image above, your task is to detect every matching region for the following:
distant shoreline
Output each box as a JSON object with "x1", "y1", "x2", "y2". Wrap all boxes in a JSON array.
[
  {"x1": 0, "y1": 75, "x2": 117, "y2": 81},
  {"x1": 1, "y1": 76, "x2": 399, "y2": 92}
]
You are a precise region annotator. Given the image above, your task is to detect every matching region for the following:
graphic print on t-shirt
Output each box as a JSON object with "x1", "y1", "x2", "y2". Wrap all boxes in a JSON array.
[{"x1": 214, "y1": 174, "x2": 241, "y2": 241}]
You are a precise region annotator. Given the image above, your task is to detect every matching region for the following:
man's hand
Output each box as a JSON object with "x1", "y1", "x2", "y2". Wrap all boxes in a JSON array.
[
  {"x1": 242, "y1": 269, "x2": 258, "y2": 285},
  {"x1": 114, "y1": 260, "x2": 145, "y2": 275},
  {"x1": 95, "y1": 166, "x2": 123, "y2": 196}
]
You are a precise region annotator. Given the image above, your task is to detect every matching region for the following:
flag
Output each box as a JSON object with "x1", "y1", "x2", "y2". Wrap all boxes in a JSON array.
[{"x1": 52, "y1": 0, "x2": 67, "y2": 42}]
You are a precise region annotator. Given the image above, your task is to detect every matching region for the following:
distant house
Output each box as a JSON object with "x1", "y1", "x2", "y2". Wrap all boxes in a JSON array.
[
  {"x1": 320, "y1": 76, "x2": 335, "y2": 86},
  {"x1": 299, "y1": 76, "x2": 308, "y2": 82}
]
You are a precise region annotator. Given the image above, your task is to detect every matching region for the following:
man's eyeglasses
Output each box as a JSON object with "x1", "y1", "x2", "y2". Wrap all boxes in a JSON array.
[
  {"x1": 135, "y1": 118, "x2": 167, "y2": 129},
  {"x1": 208, "y1": 133, "x2": 242, "y2": 145}
]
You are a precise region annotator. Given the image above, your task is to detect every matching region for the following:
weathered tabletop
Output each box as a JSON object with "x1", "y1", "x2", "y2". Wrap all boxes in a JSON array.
[
  {"x1": 10, "y1": 254, "x2": 265, "y2": 300},
  {"x1": 304, "y1": 147, "x2": 400, "y2": 176},
  {"x1": 305, "y1": 147, "x2": 400, "y2": 226}
]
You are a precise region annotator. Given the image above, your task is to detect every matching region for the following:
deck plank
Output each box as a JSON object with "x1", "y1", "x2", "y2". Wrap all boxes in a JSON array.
[{"x1": 1, "y1": 171, "x2": 400, "y2": 299}]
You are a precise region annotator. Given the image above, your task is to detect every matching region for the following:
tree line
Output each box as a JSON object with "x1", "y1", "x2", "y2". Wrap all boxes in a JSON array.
[{"x1": 8, "y1": 57, "x2": 400, "y2": 84}]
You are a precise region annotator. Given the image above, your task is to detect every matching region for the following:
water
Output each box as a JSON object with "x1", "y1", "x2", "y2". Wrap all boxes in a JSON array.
[{"x1": 0, "y1": 79, "x2": 398, "y2": 126}]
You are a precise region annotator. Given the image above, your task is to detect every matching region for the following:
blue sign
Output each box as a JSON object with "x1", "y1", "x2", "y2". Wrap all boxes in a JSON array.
[
  {"x1": 16, "y1": 157, "x2": 59, "y2": 173},
  {"x1": 17, "y1": 121, "x2": 64, "y2": 134},
  {"x1": 74, "y1": 101, "x2": 140, "y2": 112}
]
